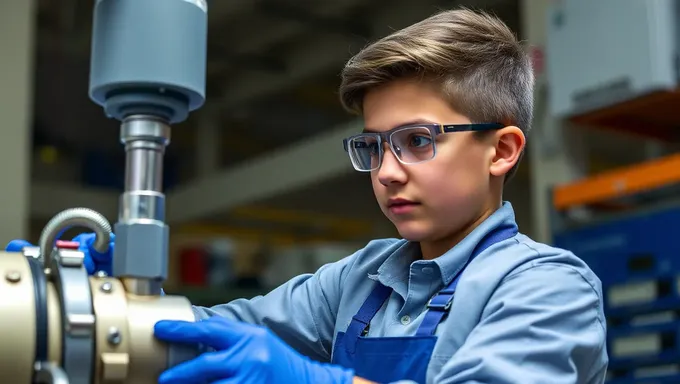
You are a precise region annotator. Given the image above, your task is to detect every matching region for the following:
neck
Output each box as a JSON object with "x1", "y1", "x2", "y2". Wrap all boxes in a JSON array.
[{"x1": 420, "y1": 200, "x2": 502, "y2": 261}]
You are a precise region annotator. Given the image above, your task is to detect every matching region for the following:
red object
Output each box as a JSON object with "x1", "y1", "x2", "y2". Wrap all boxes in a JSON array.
[
  {"x1": 55, "y1": 240, "x2": 80, "y2": 250},
  {"x1": 179, "y1": 247, "x2": 207, "y2": 286}
]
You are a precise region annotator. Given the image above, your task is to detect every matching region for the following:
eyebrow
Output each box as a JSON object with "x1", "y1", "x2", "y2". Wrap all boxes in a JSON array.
[{"x1": 362, "y1": 118, "x2": 438, "y2": 133}]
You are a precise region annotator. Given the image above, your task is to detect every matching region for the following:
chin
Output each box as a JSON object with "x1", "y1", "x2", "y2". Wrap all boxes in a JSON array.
[{"x1": 393, "y1": 221, "x2": 434, "y2": 242}]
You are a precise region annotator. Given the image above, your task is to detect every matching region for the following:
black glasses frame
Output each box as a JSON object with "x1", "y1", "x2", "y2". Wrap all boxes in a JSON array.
[{"x1": 342, "y1": 122, "x2": 505, "y2": 171}]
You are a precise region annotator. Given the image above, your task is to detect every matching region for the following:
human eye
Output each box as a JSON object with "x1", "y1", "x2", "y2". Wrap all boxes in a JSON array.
[{"x1": 409, "y1": 134, "x2": 432, "y2": 148}]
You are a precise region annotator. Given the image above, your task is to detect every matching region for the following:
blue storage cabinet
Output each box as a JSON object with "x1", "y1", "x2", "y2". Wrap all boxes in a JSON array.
[
  {"x1": 553, "y1": 205, "x2": 680, "y2": 383},
  {"x1": 554, "y1": 206, "x2": 680, "y2": 286}
]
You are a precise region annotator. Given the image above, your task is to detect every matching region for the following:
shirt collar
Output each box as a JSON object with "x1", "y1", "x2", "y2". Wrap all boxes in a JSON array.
[
  {"x1": 369, "y1": 201, "x2": 518, "y2": 290},
  {"x1": 434, "y1": 201, "x2": 517, "y2": 285},
  {"x1": 368, "y1": 240, "x2": 417, "y2": 299}
]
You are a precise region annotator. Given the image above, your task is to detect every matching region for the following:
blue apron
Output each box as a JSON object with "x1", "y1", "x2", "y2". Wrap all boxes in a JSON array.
[{"x1": 331, "y1": 225, "x2": 518, "y2": 383}]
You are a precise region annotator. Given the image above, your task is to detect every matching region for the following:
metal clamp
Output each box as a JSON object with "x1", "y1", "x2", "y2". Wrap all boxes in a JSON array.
[
  {"x1": 37, "y1": 208, "x2": 112, "y2": 268},
  {"x1": 52, "y1": 247, "x2": 96, "y2": 384}
]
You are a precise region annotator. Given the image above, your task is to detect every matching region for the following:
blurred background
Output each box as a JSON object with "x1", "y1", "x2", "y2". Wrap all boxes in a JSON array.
[{"x1": 2, "y1": 0, "x2": 680, "y2": 381}]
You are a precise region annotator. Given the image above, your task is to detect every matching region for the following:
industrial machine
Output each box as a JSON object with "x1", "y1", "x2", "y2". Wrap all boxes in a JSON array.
[{"x1": 0, "y1": 0, "x2": 208, "y2": 382}]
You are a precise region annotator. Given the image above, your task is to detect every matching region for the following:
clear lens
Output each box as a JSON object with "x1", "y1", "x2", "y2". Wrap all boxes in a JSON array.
[
  {"x1": 390, "y1": 126, "x2": 435, "y2": 164},
  {"x1": 348, "y1": 135, "x2": 381, "y2": 171},
  {"x1": 347, "y1": 126, "x2": 436, "y2": 171}
]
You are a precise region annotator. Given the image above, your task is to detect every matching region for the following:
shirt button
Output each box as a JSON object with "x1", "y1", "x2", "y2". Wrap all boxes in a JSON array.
[
  {"x1": 422, "y1": 267, "x2": 434, "y2": 275},
  {"x1": 401, "y1": 315, "x2": 411, "y2": 325}
]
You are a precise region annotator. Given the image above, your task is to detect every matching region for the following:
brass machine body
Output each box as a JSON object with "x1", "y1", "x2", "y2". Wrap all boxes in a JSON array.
[
  {"x1": 0, "y1": 0, "x2": 209, "y2": 382},
  {"x1": 0, "y1": 239, "x2": 196, "y2": 384}
]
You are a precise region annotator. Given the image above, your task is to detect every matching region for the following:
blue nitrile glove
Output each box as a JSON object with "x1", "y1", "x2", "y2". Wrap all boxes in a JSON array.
[
  {"x1": 5, "y1": 233, "x2": 115, "y2": 276},
  {"x1": 71, "y1": 232, "x2": 115, "y2": 276},
  {"x1": 5, "y1": 239, "x2": 34, "y2": 253},
  {"x1": 154, "y1": 316, "x2": 355, "y2": 384}
]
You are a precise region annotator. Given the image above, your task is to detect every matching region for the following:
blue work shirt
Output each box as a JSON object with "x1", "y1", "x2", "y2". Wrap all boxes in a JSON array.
[{"x1": 193, "y1": 202, "x2": 608, "y2": 383}]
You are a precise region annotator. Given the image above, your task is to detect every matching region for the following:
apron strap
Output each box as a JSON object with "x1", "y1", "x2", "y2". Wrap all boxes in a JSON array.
[
  {"x1": 415, "y1": 225, "x2": 518, "y2": 336},
  {"x1": 415, "y1": 278, "x2": 459, "y2": 336},
  {"x1": 344, "y1": 283, "x2": 392, "y2": 354}
]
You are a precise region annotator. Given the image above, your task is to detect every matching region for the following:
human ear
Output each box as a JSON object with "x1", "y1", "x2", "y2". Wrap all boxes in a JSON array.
[{"x1": 489, "y1": 126, "x2": 525, "y2": 177}]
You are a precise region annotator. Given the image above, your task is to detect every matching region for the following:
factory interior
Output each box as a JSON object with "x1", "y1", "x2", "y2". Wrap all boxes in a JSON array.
[{"x1": 3, "y1": 0, "x2": 680, "y2": 383}]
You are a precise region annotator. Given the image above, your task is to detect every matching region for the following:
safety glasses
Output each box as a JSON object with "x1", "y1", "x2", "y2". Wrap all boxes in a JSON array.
[{"x1": 342, "y1": 122, "x2": 504, "y2": 172}]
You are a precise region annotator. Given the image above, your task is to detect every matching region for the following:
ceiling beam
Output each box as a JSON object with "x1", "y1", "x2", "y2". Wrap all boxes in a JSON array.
[
  {"x1": 166, "y1": 119, "x2": 361, "y2": 223},
  {"x1": 215, "y1": 0, "x2": 514, "y2": 109}
]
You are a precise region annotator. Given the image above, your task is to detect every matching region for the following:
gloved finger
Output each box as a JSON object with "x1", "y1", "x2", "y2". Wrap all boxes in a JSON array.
[
  {"x1": 72, "y1": 233, "x2": 95, "y2": 257},
  {"x1": 157, "y1": 350, "x2": 234, "y2": 384},
  {"x1": 73, "y1": 233, "x2": 115, "y2": 263},
  {"x1": 154, "y1": 318, "x2": 253, "y2": 350},
  {"x1": 91, "y1": 233, "x2": 115, "y2": 263},
  {"x1": 6, "y1": 239, "x2": 34, "y2": 252},
  {"x1": 71, "y1": 233, "x2": 111, "y2": 275},
  {"x1": 83, "y1": 255, "x2": 96, "y2": 275},
  {"x1": 153, "y1": 320, "x2": 235, "y2": 350},
  {"x1": 73, "y1": 233, "x2": 116, "y2": 266},
  {"x1": 211, "y1": 378, "x2": 249, "y2": 384}
]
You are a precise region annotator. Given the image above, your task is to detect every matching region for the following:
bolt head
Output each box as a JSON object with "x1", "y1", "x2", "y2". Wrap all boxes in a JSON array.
[
  {"x1": 107, "y1": 327, "x2": 122, "y2": 345},
  {"x1": 100, "y1": 282, "x2": 113, "y2": 293},
  {"x1": 5, "y1": 270, "x2": 21, "y2": 283}
]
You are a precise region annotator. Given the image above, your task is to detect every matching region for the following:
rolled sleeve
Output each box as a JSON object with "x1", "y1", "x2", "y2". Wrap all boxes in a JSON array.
[
  {"x1": 435, "y1": 263, "x2": 608, "y2": 384},
  {"x1": 192, "y1": 253, "x2": 358, "y2": 362}
]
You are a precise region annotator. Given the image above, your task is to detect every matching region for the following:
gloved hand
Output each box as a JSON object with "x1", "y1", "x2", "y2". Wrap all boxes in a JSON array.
[
  {"x1": 154, "y1": 316, "x2": 355, "y2": 384},
  {"x1": 5, "y1": 232, "x2": 115, "y2": 276},
  {"x1": 71, "y1": 232, "x2": 115, "y2": 276}
]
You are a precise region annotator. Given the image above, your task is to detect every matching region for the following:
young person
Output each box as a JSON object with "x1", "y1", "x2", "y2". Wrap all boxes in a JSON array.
[{"x1": 9, "y1": 7, "x2": 607, "y2": 384}]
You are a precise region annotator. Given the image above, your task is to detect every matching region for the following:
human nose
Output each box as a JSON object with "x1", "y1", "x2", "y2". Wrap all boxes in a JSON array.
[{"x1": 377, "y1": 143, "x2": 408, "y2": 186}]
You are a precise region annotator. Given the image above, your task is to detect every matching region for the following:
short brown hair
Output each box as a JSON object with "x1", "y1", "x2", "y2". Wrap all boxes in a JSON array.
[{"x1": 339, "y1": 7, "x2": 534, "y2": 181}]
